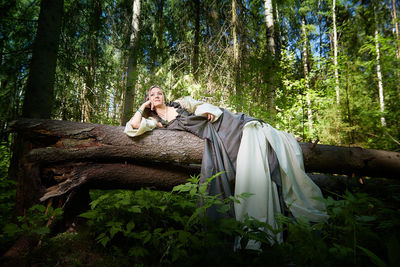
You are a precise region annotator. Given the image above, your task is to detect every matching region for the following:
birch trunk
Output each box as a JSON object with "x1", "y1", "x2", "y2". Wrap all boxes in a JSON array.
[
  {"x1": 374, "y1": 8, "x2": 386, "y2": 127},
  {"x1": 301, "y1": 17, "x2": 313, "y2": 136},
  {"x1": 332, "y1": 0, "x2": 340, "y2": 104},
  {"x1": 265, "y1": 0, "x2": 275, "y2": 57},
  {"x1": 264, "y1": 0, "x2": 276, "y2": 115},
  {"x1": 122, "y1": 0, "x2": 141, "y2": 125}
]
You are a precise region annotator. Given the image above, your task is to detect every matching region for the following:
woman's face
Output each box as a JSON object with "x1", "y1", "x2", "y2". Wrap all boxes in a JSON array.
[{"x1": 148, "y1": 87, "x2": 165, "y2": 108}]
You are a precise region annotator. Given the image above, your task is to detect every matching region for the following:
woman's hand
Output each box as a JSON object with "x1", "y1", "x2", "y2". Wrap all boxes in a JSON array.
[
  {"x1": 206, "y1": 113, "x2": 215, "y2": 122},
  {"x1": 141, "y1": 100, "x2": 153, "y2": 110}
]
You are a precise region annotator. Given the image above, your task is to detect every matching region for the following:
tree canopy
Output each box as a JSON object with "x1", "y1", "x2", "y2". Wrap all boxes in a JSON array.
[{"x1": 1, "y1": 0, "x2": 399, "y2": 150}]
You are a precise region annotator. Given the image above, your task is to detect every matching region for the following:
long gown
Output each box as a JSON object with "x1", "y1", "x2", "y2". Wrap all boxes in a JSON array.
[{"x1": 124, "y1": 96, "x2": 328, "y2": 248}]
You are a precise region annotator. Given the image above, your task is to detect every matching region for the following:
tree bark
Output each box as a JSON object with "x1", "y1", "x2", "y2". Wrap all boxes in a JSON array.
[{"x1": 121, "y1": 0, "x2": 141, "y2": 125}]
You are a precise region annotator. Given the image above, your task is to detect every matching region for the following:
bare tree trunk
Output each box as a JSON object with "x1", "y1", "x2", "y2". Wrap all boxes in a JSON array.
[
  {"x1": 157, "y1": 0, "x2": 164, "y2": 65},
  {"x1": 193, "y1": 0, "x2": 200, "y2": 81},
  {"x1": 332, "y1": 0, "x2": 340, "y2": 105},
  {"x1": 301, "y1": 17, "x2": 313, "y2": 136},
  {"x1": 392, "y1": 0, "x2": 400, "y2": 58},
  {"x1": 264, "y1": 0, "x2": 276, "y2": 115},
  {"x1": 265, "y1": 0, "x2": 275, "y2": 56},
  {"x1": 82, "y1": 0, "x2": 102, "y2": 123},
  {"x1": 13, "y1": 0, "x2": 64, "y2": 219},
  {"x1": 231, "y1": 0, "x2": 242, "y2": 111},
  {"x1": 122, "y1": 0, "x2": 141, "y2": 125},
  {"x1": 391, "y1": 0, "x2": 400, "y2": 100},
  {"x1": 318, "y1": 0, "x2": 323, "y2": 59},
  {"x1": 22, "y1": 0, "x2": 64, "y2": 119},
  {"x1": 374, "y1": 7, "x2": 386, "y2": 127}
]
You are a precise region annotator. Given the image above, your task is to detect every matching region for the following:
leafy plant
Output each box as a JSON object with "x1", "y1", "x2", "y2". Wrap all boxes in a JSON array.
[{"x1": 2, "y1": 204, "x2": 63, "y2": 240}]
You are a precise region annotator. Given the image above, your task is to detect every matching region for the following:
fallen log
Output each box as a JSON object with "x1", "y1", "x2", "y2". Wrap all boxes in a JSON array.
[{"x1": 10, "y1": 118, "x2": 400, "y2": 179}]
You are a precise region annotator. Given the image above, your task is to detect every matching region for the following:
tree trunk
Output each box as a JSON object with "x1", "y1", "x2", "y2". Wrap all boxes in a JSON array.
[
  {"x1": 264, "y1": 0, "x2": 276, "y2": 115},
  {"x1": 332, "y1": 0, "x2": 340, "y2": 105},
  {"x1": 231, "y1": 0, "x2": 242, "y2": 111},
  {"x1": 121, "y1": 0, "x2": 141, "y2": 125},
  {"x1": 10, "y1": 118, "x2": 400, "y2": 179},
  {"x1": 22, "y1": 0, "x2": 64, "y2": 119},
  {"x1": 12, "y1": 0, "x2": 63, "y2": 218},
  {"x1": 83, "y1": 0, "x2": 102, "y2": 123},
  {"x1": 374, "y1": 7, "x2": 386, "y2": 127},
  {"x1": 301, "y1": 16, "x2": 313, "y2": 137},
  {"x1": 157, "y1": 0, "x2": 164, "y2": 66},
  {"x1": 193, "y1": 0, "x2": 200, "y2": 81},
  {"x1": 392, "y1": 0, "x2": 400, "y2": 58}
]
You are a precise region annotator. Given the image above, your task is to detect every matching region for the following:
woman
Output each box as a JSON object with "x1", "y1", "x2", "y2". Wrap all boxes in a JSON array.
[{"x1": 125, "y1": 85, "x2": 328, "y2": 248}]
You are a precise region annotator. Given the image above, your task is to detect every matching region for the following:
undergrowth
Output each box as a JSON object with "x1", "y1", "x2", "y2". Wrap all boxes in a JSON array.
[
  {"x1": 77, "y1": 175, "x2": 400, "y2": 266},
  {"x1": 1, "y1": 160, "x2": 399, "y2": 265}
]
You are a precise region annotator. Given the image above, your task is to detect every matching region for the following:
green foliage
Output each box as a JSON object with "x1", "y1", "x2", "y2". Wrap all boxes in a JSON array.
[
  {"x1": 80, "y1": 174, "x2": 245, "y2": 265},
  {"x1": 78, "y1": 174, "x2": 400, "y2": 266},
  {"x1": 2, "y1": 204, "x2": 63, "y2": 239},
  {"x1": 0, "y1": 143, "x2": 16, "y2": 252}
]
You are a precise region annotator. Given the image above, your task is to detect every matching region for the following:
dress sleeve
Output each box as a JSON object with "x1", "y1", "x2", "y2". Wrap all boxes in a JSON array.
[
  {"x1": 178, "y1": 96, "x2": 223, "y2": 123},
  {"x1": 124, "y1": 117, "x2": 158, "y2": 137}
]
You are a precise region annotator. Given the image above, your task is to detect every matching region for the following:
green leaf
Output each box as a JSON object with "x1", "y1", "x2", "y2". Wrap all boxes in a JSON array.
[
  {"x1": 126, "y1": 221, "x2": 135, "y2": 233},
  {"x1": 128, "y1": 205, "x2": 142, "y2": 213},
  {"x1": 96, "y1": 233, "x2": 110, "y2": 247},
  {"x1": 358, "y1": 245, "x2": 387, "y2": 267},
  {"x1": 79, "y1": 210, "x2": 98, "y2": 219}
]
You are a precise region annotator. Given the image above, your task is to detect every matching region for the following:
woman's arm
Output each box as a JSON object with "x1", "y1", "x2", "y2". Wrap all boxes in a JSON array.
[
  {"x1": 129, "y1": 100, "x2": 152, "y2": 129},
  {"x1": 177, "y1": 96, "x2": 222, "y2": 123},
  {"x1": 124, "y1": 100, "x2": 158, "y2": 137}
]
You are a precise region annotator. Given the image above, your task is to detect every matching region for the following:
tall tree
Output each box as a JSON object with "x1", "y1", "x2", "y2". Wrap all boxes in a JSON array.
[
  {"x1": 231, "y1": 0, "x2": 242, "y2": 111},
  {"x1": 193, "y1": 0, "x2": 200, "y2": 81},
  {"x1": 332, "y1": 0, "x2": 340, "y2": 104},
  {"x1": 374, "y1": 5, "x2": 386, "y2": 127},
  {"x1": 265, "y1": 0, "x2": 276, "y2": 56},
  {"x1": 82, "y1": 0, "x2": 102, "y2": 123},
  {"x1": 301, "y1": 16, "x2": 313, "y2": 136},
  {"x1": 392, "y1": 0, "x2": 400, "y2": 58},
  {"x1": 22, "y1": 0, "x2": 64, "y2": 119},
  {"x1": 122, "y1": 0, "x2": 141, "y2": 125},
  {"x1": 264, "y1": 0, "x2": 276, "y2": 115}
]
